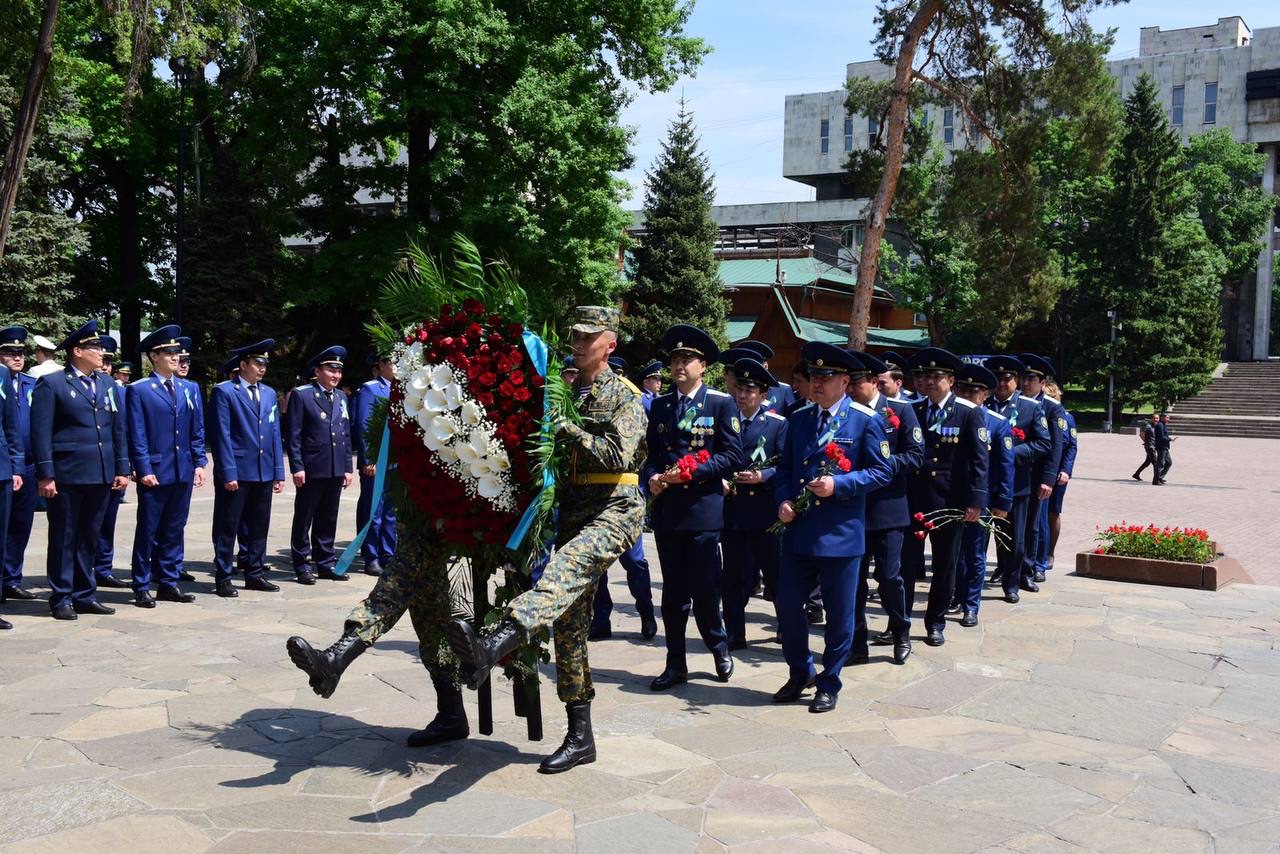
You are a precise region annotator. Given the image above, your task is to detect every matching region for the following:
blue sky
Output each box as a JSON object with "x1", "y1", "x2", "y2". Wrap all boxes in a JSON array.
[{"x1": 617, "y1": 2, "x2": 1279, "y2": 208}]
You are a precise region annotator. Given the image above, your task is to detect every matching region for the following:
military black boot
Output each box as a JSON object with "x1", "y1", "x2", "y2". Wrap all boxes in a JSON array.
[
  {"x1": 538, "y1": 701, "x2": 596, "y2": 774},
  {"x1": 447, "y1": 618, "x2": 523, "y2": 689},
  {"x1": 407, "y1": 671, "x2": 470, "y2": 747},
  {"x1": 285, "y1": 631, "x2": 369, "y2": 699}
]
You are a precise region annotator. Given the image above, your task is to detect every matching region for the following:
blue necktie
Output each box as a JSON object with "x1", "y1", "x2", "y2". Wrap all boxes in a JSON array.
[
  {"x1": 817, "y1": 410, "x2": 830, "y2": 442},
  {"x1": 81, "y1": 375, "x2": 95, "y2": 403},
  {"x1": 164, "y1": 378, "x2": 176, "y2": 405}
]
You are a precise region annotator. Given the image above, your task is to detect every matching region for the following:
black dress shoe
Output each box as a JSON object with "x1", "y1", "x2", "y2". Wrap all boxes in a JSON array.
[
  {"x1": 296, "y1": 569, "x2": 316, "y2": 586},
  {"x1": 364, "y1": 560, "x2": 383, "y2": 577},
  {"x1": 73, "y1": 600, "x2": 116, "y2": 615},
  {"x1": 946, "y1": 603, "x2": 962, "y2": 615},
  {"x1": 134, "y1": 591, "x2": 156, "y2": 608},
  {"x1": 1131, "y1": 472, "x2": 1142, "y2": 481},
  {"x1": 727, "y1": 637, "x2": 748, "y2": 651},
  {"x1": 1033, "y1": 570, "x2": 1046, "y2": 583},
  {"x1": 96, "y1": 575, "x2": 128, "y2": 589},
  {"x1": 640, "y1": 613, "x2": 658, "y2": 640},
  {"x1": 52, "y1": 603, "x2": 77, "y2": 620},
  {"x1": 809, "y1": 691, "x2": 838, "y2": 713},
  {"x1": 649, "y1": 668, "x2": 688, "y2": 691},
  {"x1": 893, "y1": 639, "x2": 912, "y2": 665},
  {"x1": 318, "y1": 568, "x2": 349, "y2": 581},
  {"x1": 772, "y1": 671, "x2": 816, "y2": 702},
  {"x1": 713, "y1": 647, "x2": 734, "y2": 682},
  {"x1": 960, "y1": 610, "x2": 978, "y2": 628},
  {"x1": 587, "y1": 623, "x2": 611, "y2": 641},
  {"x1": 805, "y1": 605, "x2": 825, "y2": 626},
  {"x1": 244, "y1": 577, "x2": 280, "y2": 592},
  {"x1": 178, "y1": 570, "x2": 196, "y2": 582},
  {"x1": 925, "y1": 629, "x2": 945, "y2": 647},
  {"x1": 0, "y1": 616, "x2": 11, "y2": 630},
  {"x1": 871, "y1": 630, "x2": 895, "y2": 646},
  {"x1": 1019, "y1": 578, "x2": 1040, "y2": 593},
  {"x1": 2, "y1": 585, "x2": 36, "y2": 601},
  {"x1": 157, "y1": 586, "x2": 195, "y2": 603},
  {"x1": 216, "y1": 580, "x2": 239, "y2": 598},
  {"x1": 1004, "y1": 590, "x2": 1020, "y2": 604}
]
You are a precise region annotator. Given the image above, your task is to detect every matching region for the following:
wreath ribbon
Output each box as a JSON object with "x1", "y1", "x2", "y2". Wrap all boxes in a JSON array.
[
  {"x1": 506, "y1": 330, "x2": 553, "y2": 551},
  {"x1": 332, "y1": 422, "x2": 391, "y2": 577}
]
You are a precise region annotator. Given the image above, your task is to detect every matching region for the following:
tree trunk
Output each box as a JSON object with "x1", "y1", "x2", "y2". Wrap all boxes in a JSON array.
[
  {"x1": 848, "y1": 0, "x2": 939, "y2": 349},
  {"x1": 405, "y1": 41, "x2": 434, "y2": 224},
  {"x1": 0, "y1": 0, "x2": 61, "y2": 260},
  {"x1": 113, "y1": 165, "x2": 144, "y2": 353},
  {"x1": 927, "y1": 309, "x2": 946, "y2": 346}
]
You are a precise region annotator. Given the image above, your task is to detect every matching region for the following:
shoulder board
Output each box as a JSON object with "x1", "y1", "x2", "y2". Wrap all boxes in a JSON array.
[
  {"x1": 793, "y1": 402, "x2": 815, "y2": 414},
  {"x1": 849, "y1": 401, "x2": 876, "y2": 417},
  {"x1": 764, "y1": 411, "x2": 786, "y2": 421},
  {"x1": 216, "y1": 380, "x2": 235, "y2": 390},
  {"x1": 705, "y1": 389, "x2": 730, "y2": 398},
  {"x1": 361, "y1": 380, "x2": 381, "y2": 388},
  {"x1": 987, "y1": 410, "x2": 1006, "y2": 421},
  {"x1": 955, "y1": 397, "x2": 977, "y2": 409},
  {"x1": 1044, "y1": 395, "x2": 1061, "y2": 405},
  {"x1": 294, "y1": 385, "x2": 312, "y2": 393}
]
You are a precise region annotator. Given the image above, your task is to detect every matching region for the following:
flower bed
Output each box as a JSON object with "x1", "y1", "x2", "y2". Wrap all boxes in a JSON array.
[
  {"x1": 1092, "y1": 523, "x2": 1214, "y2": 564},
  {"x1": 1077, "y1": 521, "x2": 1249, "y2": 591}
]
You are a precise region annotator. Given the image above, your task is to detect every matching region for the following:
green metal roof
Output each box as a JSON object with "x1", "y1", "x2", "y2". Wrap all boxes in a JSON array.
[
  {"x1": 726, "y1": 316, "x2": 757, "y2": 342},
  {"x1": 795, "y1": 315, "x2": 930, "y2": 349},
  {"x1": 718, "y1": 257, "x2": 893, "y2": 300}
]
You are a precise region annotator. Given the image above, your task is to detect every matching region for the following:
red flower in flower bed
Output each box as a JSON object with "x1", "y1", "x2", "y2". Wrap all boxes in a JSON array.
[{"x1": 1093, "y1": 521, "x2": 1215, "y2": 563}]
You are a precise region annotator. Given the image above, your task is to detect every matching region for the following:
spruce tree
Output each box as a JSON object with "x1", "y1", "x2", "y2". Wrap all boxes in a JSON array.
[
  {"x1": 1084, "y1": 74, "x2": 1224, "y2": 410},
  {"x1": 622, "y1": 102, "x2": 727, "y2": 365}
]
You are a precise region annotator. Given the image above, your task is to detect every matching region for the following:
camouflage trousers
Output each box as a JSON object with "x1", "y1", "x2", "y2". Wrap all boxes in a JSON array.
[
  {"x1": 344, "y1": 521, "x2": 456, "y2": 677},
  {"x1": 508, "y1": 488, "x2": 644, "y2": 704}
]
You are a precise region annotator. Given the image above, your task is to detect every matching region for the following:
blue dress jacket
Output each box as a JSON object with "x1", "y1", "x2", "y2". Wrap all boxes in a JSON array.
[
  {"x1": 0, "y1": 365, "x2": 25, "y2": 480},
  {"x1": 353, "y1": 377, "x2": 391, "y2": 470},
  {"x1": 723, "y1": 407, "x2": 788, "y2": 531},
  {"x1": 1033, "y1": 393, "x2": 1067, "y2": 487},
  {"x1": 285, "y1": 382, "x2": 353, "y2": 479},
  {"x1": 984, "y1": 392, "x2": 1050, "y2": 498},
  {"x1": 127, "y1": 373, "x2": 208, "y2": 484},
  {"x1": 209, "y1": 378, "x2": 285, "y2": 483},
  {"x1": 865, "y1": 393, "x2": 925, "y2": 532},
  {"x1": 643, "y1": 383, "x2": 744, "y2": 531},
  {"x1": 5, "y1": 370, "x2": 35, "y2": 477},
  {"x1": 907, "y1": 392, "x2": 989, "y2": 512},
  {"x1": 775, "y1": 398, "x2": 893, "y2": 559},
  {"x1": 30, "y1": 367, "x2": 129, "y2": 484},
  {"x1": 1060, "y1": 411, "x2": 1078, "y2": 477},
  {"x1": 984, "y1": 409, "x2": 1015, "y2": 513}
]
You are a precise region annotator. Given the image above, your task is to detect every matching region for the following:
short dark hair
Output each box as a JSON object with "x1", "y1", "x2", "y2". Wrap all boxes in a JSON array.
[
  {"x1": 791, "y1": 360, "x2": 809, "y2": 380},
  {"x1": 888, "y1": 369, "x2": 904, "y2": 383}
]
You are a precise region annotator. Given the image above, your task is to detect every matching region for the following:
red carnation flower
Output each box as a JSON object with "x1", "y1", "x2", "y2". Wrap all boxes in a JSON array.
[
  {"x1": 915, "y1": 530, "x2": 928, "y2": 540},
  {"x1": 913, "y1": 512, "x2": 925, "y2": 522},
  {"x1": 824, "y1": 442, "x2": 842, "y2": 461},
  {"x1": 838, "y1": 457, "x2": 852, "y2": 472},
  {"x1": 696, "y1": 449, "x2": 711, "y2": 463},
  {"x1": 513, "y1": 387, "x2": 531, "y2": 402},
  {"x1": 479, "y1": 372, "x2": 497, "y2": 387},
  {"x1": 530, "y1": 374, "x2": 545, "y2": 388},
  {"x1": 499, "y1": 381, "x2": 515, "y2": 397}
]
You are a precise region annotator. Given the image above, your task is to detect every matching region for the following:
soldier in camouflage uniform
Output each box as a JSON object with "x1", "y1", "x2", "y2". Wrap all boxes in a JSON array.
[
  {"x1": 286, "y1": 512, "x2": 470, "y2": 747},
  {"x1": 449, "y1": 305, "x2": 645, "y2": 775}
]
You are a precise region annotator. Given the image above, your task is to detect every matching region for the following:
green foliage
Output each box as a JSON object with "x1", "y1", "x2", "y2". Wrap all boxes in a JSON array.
[
  {"x1": 1080, "y1": 75, "x2": 1224, "y2": 408},
  {"x1": 622, "y1": 102, "x2": 728, "y2": 365},
  {"x1": 1184, "y1": 128, "x2": 1278, "y2": 281}
]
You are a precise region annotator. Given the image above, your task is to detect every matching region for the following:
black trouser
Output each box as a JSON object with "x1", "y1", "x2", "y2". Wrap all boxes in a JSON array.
[
  {"x1": 654, "y1": 530, "x2": 728, "y2": 672},
  {"x1": 46, "y1": 483, "x2": 111, "y2": 610},
  {"x1": 291, "y1": 476, "x2": 344, "y2": 571},
  {"x1": 720, "y1": 529, "x2": 780, "y2": 642},
  {"x1": 1134, "y1": 448, "x2": 1158, "y2": 480},
  {"x1": 994, "y1": 494, "x2": 1030, "y2": 593},
  {"x1": 901, "y1": 520, "x2": 965, "y2": 634},
  {"x1": 1157, "y1": 449, "x2": 1172, "y2": 480},
  {"x1": 212, "y1": 479, "x2": 273, "y2": 583},
  {"x1": 853, "y1": 526, "x2": 909, "y2": 652}
]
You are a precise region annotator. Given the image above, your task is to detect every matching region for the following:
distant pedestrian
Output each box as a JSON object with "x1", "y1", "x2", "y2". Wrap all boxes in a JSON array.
[
  {"x1": 1132, "y1": 413, "x2": 1160, "y2": 483},
  {"x1": 1154, "y1": 413, "x2": 1176, "y2": 485}
]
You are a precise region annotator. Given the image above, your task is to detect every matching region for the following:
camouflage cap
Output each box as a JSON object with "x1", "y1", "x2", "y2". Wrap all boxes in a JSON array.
[{"x1": 569, "y1": 306, "x2": 621, "y2": 334}]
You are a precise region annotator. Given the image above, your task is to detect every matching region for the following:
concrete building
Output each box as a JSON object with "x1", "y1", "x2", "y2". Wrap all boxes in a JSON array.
[{"x1": 781, "y1": 16, "x2": 1280, "y2": 360}]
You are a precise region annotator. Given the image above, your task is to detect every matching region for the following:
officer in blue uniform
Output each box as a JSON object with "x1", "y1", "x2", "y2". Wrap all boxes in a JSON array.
[
  {"x1": 951, "y1": 364, "x2": 1013, "y2": 627},
  {"x1": 1039, "y1": 383, "x2": 1076, "y2": 574},
  {"x1": 644, "y1": 324, "x2": 743, "y2": 690},
  {"x1": 738, "y1": 340, "x2": 797, "y2": 414},
  {"x1": 720, "y1": 356, "x2": 788, "y2": 649},
  {"x1": 353, "y1": 352, "x2": 396, "y2": 576},
  {"x1": 209, "y1": 339, "x2": 286, "y2": 597},
  {"x1": 638, "y1": 361, "x2": 663, "y2": 411},
  {"x1": 92, "y1": 337, "x2": 130, "y2": 589},
  {"x1": 0, "y1": 327, "x2": 38, "y2": 604},
  {"x1": 901, "y1": 347, "x2": 988, "y2": 646},
  {"x1": 1018, "y1": 354, "x2": 1065, "y2": 589},
  {"x1": 0, "y1": 349, "x2": 23, "y2": 628},
  {"x1": 286, "y1": 346, "x2": 354, "y2": 584},
  {"x1": 880, "y1": 351, "x2": 919, "y2": 401},
  {"x1": 167, "y1": 336, "x2": 200, "y2": 583},
  {"x1": 849, "y1": 351, "x2": 923, "y2": 666},
  {"x1": 31, "y1": 320, "x2": 130, "y2": 619},
  {"x1": 590, "y1": 355, "x2": 657, "y2": 641},
  {"x1": 772, "y1": 342, "x2": 892, "y2": 712},
  {"x1": 127, "y1": 325, "x2": 206, "y2": 607},
  {"x1": 982, "y1": 356, "x2": 1050, "y2": 603}
]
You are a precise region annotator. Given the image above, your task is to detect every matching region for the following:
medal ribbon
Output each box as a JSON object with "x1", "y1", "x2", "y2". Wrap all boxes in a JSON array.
[{"x1": 677, "y1": 402, "x2": 697, "y2": 432}]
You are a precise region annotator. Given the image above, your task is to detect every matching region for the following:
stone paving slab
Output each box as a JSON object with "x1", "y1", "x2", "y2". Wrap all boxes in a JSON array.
[{"x1": 0, "y1": 434, "x2": 1277, "y2": 852}]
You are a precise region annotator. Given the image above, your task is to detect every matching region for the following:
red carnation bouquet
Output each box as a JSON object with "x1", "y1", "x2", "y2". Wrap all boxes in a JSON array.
[
  {"x1": 883, "y1": 407, "x2": 901, "y2": 431},
  {"x1": 1011, "y1": 427, "x2": 1026, "y2": 442},
  {"x1": 768, "y1": 442, "x2": 850, "y2": 534}
]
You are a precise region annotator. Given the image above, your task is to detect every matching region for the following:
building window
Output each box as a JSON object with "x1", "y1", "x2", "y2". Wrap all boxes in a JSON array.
[
  {"x1": 1172, "y1": 86, "x2": 1184, "y2": 126},
  {"x1": 820, "y1": 119, "x2": 829, "y2": 154},
  {"x1": 868, "y1": 114, "x2": 879, "y2": 137},
  {"x1": 943, "y1": 108, "x2": 954, "y2": 145},
  {"x1": 913, "y1": 312, "x2": 929, "y2": 326},
  {"x1": 841, "y1": 224, "x2": 865, "y2": 249},
  {"x1": 1204, "y1": 82, "x2": 1217, "y2": 124},
  {"x1": 843, "y1": 116, "x2": 853, "y2": 152}
]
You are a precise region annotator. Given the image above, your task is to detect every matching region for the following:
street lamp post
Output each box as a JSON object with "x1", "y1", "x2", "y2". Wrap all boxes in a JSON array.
[
  {"x1": 1105, "y1": 309, "x2": 1118, "y2": 433},
  {"x1": 169, "y1": 55, "x2": 189, "y2": 324}
]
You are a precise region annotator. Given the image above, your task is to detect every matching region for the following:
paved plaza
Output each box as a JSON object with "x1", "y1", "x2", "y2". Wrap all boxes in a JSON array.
[{"x1": 1, "y1": 433, "x2": 1278, "y2": 853}]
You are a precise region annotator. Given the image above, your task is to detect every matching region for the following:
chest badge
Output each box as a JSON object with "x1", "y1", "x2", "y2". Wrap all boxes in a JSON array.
[
  {"x1": 731, "y1": 417, "x2": 740, "y2": 434},
  {"x1": 913, "y1": 426, "x2": 922, "y2": 443}
]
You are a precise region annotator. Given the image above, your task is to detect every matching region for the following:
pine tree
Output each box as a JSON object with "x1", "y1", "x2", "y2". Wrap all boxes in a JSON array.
[
  {"x1": 622, "y1": 102, "x2": 727, "y2": 365},
  {"x1": 1083, "y1": 74, "x2": 1224, "y2": 410}
]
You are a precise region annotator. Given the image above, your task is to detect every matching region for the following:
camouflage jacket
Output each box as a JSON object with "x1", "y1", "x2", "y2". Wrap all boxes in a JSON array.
[{"x1": 560, "y1": 366, "x2": 646, "y2": 485}]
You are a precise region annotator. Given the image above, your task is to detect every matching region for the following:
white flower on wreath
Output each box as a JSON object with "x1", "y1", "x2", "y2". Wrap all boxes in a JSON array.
[{"x1": 460, "y1": 399, "x2": 483, "y2": 426}]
